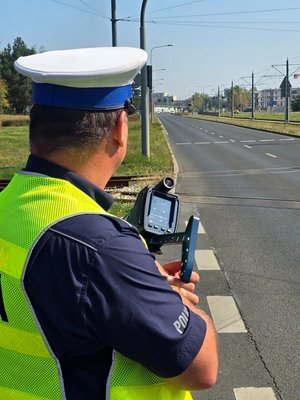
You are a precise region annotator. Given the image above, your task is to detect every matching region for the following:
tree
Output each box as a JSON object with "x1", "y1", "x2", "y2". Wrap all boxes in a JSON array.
[
  {"x1": 0, "y1": 79, "x2": 9, "y2": 112},
  {"x1": 189, "y1": 92, "x2": 210, "y2": 112},
  {"x1": 233, "y1": 85, "x2": 251, "y2": 111},
  {"x1": 0, "y1": 37, "x2": 35, "y2": 114},
  {"x1": 291, "y1": 95, "x2": 300, "y2": 111}
]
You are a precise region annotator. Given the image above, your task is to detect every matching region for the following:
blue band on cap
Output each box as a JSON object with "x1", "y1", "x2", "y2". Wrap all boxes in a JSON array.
[{"x1": 32, "y1": 82, "x2": 133, "y2": 110}]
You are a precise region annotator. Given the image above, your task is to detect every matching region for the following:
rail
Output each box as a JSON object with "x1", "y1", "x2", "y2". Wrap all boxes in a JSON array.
[{"x1": 0, "y1": 175, "x2": 155, "y2": 192}]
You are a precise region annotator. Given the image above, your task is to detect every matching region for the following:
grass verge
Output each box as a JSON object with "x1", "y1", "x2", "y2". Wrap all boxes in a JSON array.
[
  {"x1": 0, "y1": 117, "x2": 174, "y2": 216},
  {"x1": 184, "y1": 113, "x2": 300, "y2": 137}
]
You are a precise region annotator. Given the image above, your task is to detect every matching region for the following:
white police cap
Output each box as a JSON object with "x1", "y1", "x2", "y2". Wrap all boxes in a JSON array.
[{"x1": 14, "y1": 47, "x2": 147, "y2": 110}]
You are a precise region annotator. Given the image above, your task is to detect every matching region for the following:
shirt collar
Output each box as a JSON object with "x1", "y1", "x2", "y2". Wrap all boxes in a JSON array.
[{"x1": 24, "y1": 154, "x2": 114, "y2": 211}]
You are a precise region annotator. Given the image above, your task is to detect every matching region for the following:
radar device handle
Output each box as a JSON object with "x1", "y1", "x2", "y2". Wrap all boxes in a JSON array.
[{"x1": 180, "y1": 216, "x2": 200, "y2": 283}]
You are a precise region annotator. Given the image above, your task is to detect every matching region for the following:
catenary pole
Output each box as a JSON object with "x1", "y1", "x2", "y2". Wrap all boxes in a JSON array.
[
  {"x1": 285, "y1": 58, "x2": 289, "y2": 123},
  {"x1": 111, "y1": 0, "x2": 117, "y2": 46},
  {"x1": 251, "y1": 71, "x2": 254, "y2": 120},
  {"x1": 140, "y1": 0, "x2": 150, "y2": 157},
  {"x1": 231, "y1": 81, "x2": 234, "y2": 117}
]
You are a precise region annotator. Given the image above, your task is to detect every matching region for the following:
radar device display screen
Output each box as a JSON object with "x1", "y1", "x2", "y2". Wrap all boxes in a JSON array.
[{"x1": 144, "y1": 189, "x2": 179, "y2": 235}]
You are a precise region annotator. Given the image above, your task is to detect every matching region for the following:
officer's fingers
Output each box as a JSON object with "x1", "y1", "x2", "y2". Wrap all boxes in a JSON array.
[
  {"x1": 181, "y1": 282, "x2": 196, "y2": 293},
  {"x1": 167, "y1": 278, "x2": 195, "y2": 294},
  {"x1": 190, "y1": 271, "x2": 200, "y2": 284},
  {"x1": 180, "y1": 288, "x2": 199, "y2": 306}
]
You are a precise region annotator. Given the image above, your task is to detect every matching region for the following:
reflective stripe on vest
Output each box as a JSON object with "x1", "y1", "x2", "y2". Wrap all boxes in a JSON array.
[{"x1": 0, "y1": 173, "x2": 192, "y2": 400}]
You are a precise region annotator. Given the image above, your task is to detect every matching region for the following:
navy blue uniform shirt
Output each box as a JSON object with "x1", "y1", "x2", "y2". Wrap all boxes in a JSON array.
[{"x1": 23, "y1": 154, "x2": 207, "y2": 399}]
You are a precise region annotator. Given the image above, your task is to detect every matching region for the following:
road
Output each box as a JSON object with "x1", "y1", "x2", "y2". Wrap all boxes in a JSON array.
[{"x1": 157, "y1": 113, "x2": 300, "y2": 400}]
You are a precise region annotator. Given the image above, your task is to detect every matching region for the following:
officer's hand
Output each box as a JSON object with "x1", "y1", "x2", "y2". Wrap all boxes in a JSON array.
[{"x1": 155, "y1": 260, "x2": 200, "y2": 306}]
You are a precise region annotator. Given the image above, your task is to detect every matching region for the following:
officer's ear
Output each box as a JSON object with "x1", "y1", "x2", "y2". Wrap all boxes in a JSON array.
[{"x1": 112, "y1": 110, "x2": 128, "y2": 148}]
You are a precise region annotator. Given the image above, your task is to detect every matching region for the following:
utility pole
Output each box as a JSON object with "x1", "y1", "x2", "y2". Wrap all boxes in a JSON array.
[
  {"x1": 231, "y1": 81, "x2": 234, "y2": 118},
  {"x1": 140, "y1": 0, "x2": 150, "y2": 157},
  {"x1": 241, "y1": 73, "x2": 255, "y2": 119},
  {"x1": 251, "y1": 71, "x2": 255, "y2": 120},
  {"x1": 285, "y1": 58, "x2": 289, "y2": 123},
  {"x1": 111, "y1": 0, "x2": 117, "y2": 46},
  {"x1": 218, "y1": 85, "x2": 221, "y2": 117}
]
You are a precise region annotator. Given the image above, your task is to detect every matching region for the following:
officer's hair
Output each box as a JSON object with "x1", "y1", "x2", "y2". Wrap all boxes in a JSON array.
[{"x1": 29, "y1": 104, "x2": 122, "y2": 157}]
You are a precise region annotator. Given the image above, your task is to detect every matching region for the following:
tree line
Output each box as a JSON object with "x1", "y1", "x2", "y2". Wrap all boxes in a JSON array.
[{"x1": 0, "y1": 37, "x2": 35, "y2": 114}]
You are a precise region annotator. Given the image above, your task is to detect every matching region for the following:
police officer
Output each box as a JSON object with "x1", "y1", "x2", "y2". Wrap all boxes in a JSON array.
[{"x1": 0, "y1": 47, "x2": 218, "y2": 399}]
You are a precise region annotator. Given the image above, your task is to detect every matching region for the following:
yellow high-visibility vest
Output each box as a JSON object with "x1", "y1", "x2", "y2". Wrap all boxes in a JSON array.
[{"x1": 0, "y1": 173, "x2": 192, "y2": 399}]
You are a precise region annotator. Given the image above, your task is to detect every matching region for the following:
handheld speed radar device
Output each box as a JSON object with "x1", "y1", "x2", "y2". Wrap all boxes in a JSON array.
[
  {"x1": 143, "y1": 178, "x2": 179, "y2": 236},
  {"x1": 125, "y1": 177, "x2": 199, "y2": 282}
]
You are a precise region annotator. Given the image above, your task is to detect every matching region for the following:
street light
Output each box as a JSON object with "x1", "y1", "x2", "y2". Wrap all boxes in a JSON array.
[
  {"x1": 149, "y1": 44, "x2": 174, "y2": 120},
  {"x1": 150, "y1": 44, "x2": 174, "y2": 65}
]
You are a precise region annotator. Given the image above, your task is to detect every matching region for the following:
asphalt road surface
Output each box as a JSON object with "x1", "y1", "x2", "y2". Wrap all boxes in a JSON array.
[{"x1": 157, "y1": 113, "x2": 300, "y2": 400}]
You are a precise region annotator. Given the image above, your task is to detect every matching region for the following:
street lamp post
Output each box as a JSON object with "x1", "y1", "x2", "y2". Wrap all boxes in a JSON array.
[{"x1": 149, "y1": 44, "x2": 174, "y2": 120}]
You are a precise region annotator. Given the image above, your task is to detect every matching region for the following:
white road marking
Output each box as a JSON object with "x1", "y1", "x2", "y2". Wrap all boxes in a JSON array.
[
  {"x1": 176, "y1": 142, "x2": 190, "y2": 145},
  {"x1": 195, "y1": 141, "x2": 210, "y2": 145},
  {"x1": 207, "y1": 296, "x2": 247, "y2": 333},
  {"x1": 260, "y1": 139, "x2": 275, "y2": 142},
  {"x1": 240, "y1": 140, "x2": 256, "y2": 143},
  {"x1": 229, "y1": 139, "x2": 236, "y2": 142},
  {"x1": 185, "y1": 220, "x2": 205, "y2": 234},
  {"x1": 265, "y1": 153, "x2": 277, "y2": 158},
  {"x1": 195, "y1": 249, "x2": 220, "y2": 270},
  {"x1": 219, "y1": 135, "x2": 224, "y2": 138},
  {"x1": 204, "y1": 130, "x2": 208, "y2": 132},
  {"x1": 214, "y1": 141, "x2": 230, "y2": 144},
  {"x1": 244, "y1": 145, "x2": 252, "y2": 149},
  {"x1": 211, "y1": 132, "x2": 215, "y2": 135},
  {"x1": 279, "y1": 138, "x2": 295, "y2": 141},
  {"x1": 234, "y1": 387, "x2": 277, "y2": 400}
]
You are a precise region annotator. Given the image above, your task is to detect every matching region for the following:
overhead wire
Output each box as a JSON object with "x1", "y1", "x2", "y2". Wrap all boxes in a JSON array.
[
  {"x1": 143, "y1": 6, "x2": 300, "y2": 19},
  {"x1": 49, "y1": 0, "x2": 109, "y2": 19},
  {"x1": 77, "y1": 0, "x2": 107, "y2": 17}
]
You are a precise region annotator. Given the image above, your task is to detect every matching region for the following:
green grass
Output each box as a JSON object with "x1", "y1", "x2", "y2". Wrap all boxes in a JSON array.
[
  {"x1": 0, "y1": 117, "x2": 173, "y2": 179},
  {"x1": 221, "y1": 110, "x2": 300, "y2": 122},
  {"x1": 0, "y1": 126, "x2": 30, "y2": 178},
  {"x1": 185, "y1": 112, "x2": 300, "y2": 137},
  {"x1": 117, "y1": 118, "x2": 173, "y2": 176}
]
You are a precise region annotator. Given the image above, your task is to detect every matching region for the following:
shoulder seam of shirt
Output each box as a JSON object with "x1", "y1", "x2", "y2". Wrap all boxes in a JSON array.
[{"x1": 49, "y1": 227, "x2": 98, "y2": 251}]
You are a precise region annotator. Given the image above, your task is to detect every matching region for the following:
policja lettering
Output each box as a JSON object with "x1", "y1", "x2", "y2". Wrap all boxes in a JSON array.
[{"x1": 174, "y1": 306, "x2": 190, "y2": 334}]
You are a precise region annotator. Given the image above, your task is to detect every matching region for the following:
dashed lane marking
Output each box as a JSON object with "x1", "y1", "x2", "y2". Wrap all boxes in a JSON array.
[
  {"x1": 207, "y1": 296, "x2": 247, "y2": 333},
  {"x1": 195, "y1": 249, "x2": 220, "y2": 270},
  {"x1": 240, "y1": 140, "x2": 256, "y2": 143},
  {"x1": 260, "y1": 139, "x2": 275, "y2": 142},
  {"x1": 185, "y1": 220, "x2": 205, "y2": 234},
  {"x1": 279, "y1": 138, "x2": 295, "y2": 141},
  {"x1": 234, "y1": 387, "x2": 277, "y2": 400},
  {"x1": 195, "y1": 141, "x2": 210, "y2": 145},
  {"x1": 214, "y1": 141, "x2": 230, "y2": 144},
  {"x1": 244, "y1": 145, "x2": 252, "y2": 149},
  {"x1": 229, "y1": 139, "x2": 236, "y2": 142},
  {"x1": 176, "y1": 142, "x2": 190, "y2": 145},
  {"x1": 265, "y1": 153, "x2": 277, "y2": 158}
]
